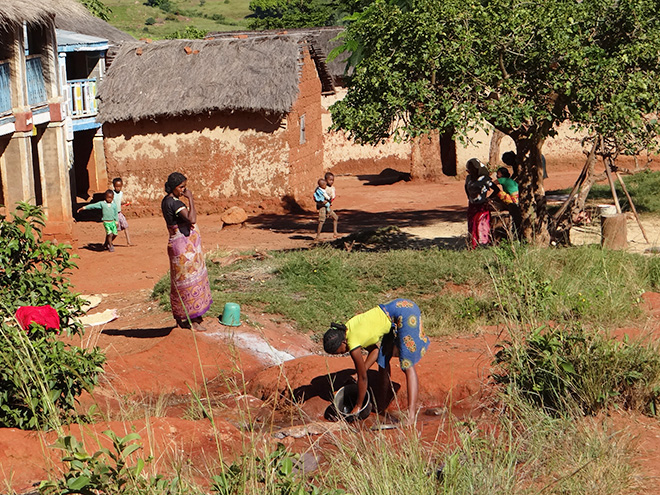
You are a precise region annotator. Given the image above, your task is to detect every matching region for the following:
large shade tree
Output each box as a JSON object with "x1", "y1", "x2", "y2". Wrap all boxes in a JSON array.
[{"x1": 330, "y1": 0, "x2": 660, "y2": 243}]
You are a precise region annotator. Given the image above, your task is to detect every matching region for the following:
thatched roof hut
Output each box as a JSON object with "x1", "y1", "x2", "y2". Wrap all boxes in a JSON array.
[
  {"x1": 0, "y1": 0, "x2": 89, "y2": 27},
  {"x1": 97, "y1": 36, "x2": 307, "y2": 124}
]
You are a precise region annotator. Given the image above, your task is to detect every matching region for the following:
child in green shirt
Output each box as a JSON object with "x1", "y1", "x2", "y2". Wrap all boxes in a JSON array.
[{"x1": 78, "y1": 189, "x2": 119, "y2": 252}]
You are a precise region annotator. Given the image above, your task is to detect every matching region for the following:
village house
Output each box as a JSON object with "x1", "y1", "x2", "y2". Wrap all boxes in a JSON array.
[
  {"x1": 209, "y1": 28, "x2": 451, "y2": 181},
  {"x1": 97, "y1": 35, "x2": 326, "y2": 215},
  {"x1": 0, "y1": 0, "x2": 88, "y2": 238}
]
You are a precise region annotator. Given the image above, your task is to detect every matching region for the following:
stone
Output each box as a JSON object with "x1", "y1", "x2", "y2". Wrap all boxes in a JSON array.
[{"x1": 221, "y1": 206, "x2": 248, "y2": 225}]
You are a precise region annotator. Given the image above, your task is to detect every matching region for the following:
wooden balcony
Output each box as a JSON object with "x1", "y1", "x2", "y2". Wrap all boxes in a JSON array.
[{"x1": 67, "y1": 78, "x2": 97, "y2": 117}]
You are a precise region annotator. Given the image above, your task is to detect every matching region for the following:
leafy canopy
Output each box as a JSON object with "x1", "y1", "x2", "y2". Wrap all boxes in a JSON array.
[
  {"x1": 331, "y1": 0, "x2": 660, "y2": 154},
  {"x1": 247, "y1": 0, "x2": 372, "y2": 30}
]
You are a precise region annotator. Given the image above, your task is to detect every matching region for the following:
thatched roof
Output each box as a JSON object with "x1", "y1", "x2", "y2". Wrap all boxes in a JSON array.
[
  {"x1": 97, "y1": 37, "x2": 306, "y2": 124},
  {"x1": 0, "y1": 0, "x2": 88, "y2": 27},
  {"x1": 208, "y1": 27, "x2": 349, "y2": 81},
  {"x1": 54, "y1": 7, "x2": 134, "y2": 44}
]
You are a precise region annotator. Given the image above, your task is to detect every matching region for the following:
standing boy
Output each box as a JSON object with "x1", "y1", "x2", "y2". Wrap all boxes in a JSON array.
[
  {"x1": 78, "y1": 189, "x2": 119, "y2": 252},
  {"x1": 314, "y1": 178, "x2": 338, "y2": 240},
  {"x1": 112, "y1": 177, "x2": 132, "y2": 245}
]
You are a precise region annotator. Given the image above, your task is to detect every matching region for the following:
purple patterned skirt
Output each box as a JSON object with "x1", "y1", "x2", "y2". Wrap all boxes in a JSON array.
[{"x1": 167, "y1": 226, "x2": 213, "y2": 321}]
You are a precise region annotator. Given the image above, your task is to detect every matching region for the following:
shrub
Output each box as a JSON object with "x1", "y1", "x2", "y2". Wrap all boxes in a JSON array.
[
  {"x1": 493, "y1": 325, "x2": 660, "y2": 415},
  {"x1": 39, "y1": 431, "x2": 195, "y2": 494},
  {"x1": 145, "y1": 16, "x2": 156, "y2": 25},
  {"x1": 211, "y1": 13, "x2": 226, "y2": 22},
  {"x1": 1, "y1": 203, "x2": 83, "y2": 331},
  {"x1": 165, "y1": 25, "x2": 208, "y2": 39},
  {"x1": 0, "y1": 203, "x2": 105, "y2": 429}
]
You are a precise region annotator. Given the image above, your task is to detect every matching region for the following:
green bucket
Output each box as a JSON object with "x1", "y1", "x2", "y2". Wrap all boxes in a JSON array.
[{"x1": 220, "y1": 302, "x2": 241, "y2": 326}]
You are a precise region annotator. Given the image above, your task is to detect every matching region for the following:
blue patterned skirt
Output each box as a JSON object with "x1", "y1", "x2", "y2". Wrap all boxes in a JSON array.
[{"x1": 377, "y1": 299, "x2": 430, "y2": 370}]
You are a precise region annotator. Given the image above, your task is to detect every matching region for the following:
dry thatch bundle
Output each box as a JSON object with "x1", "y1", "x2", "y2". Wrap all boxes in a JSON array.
[
  {"x1": 0, "y1": 0, "x2": 88, "y2": 27},
  {"x1": 97, "y1": 37, "x2": 306, "y2": 124}
]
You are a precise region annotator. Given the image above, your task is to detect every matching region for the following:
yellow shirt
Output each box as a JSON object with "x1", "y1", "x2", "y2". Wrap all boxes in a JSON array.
[{"x1": 346, "y1": 306, "x2": 392, "y2": 351}]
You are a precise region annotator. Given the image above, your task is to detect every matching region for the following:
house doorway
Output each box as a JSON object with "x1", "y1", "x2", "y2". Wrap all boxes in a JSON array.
[
  {"x1": 72, "y1": 129, "x2": 95, "y2": 200},
  {"x1": 30, "y1": 126, "x2": 45, "y2": 206}
]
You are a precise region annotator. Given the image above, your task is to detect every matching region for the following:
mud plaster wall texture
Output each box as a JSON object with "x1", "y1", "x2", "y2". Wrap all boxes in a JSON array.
[
  {"x1": 103, "y1": 111, "x2": 291, "y2": 216},
  {"x1": 286, "y1": 47, "x2": 324, "y2": 210},
  {"x1": 455, "y1": 122, "x2": 659, "y2": 174},
  {"x1": 321, "y1": 88, "x2": 412, "y2": 176}
]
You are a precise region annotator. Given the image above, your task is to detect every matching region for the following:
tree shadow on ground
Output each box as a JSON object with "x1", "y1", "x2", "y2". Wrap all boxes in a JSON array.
[
  {"x1": 356, "y1": 168, "x2": 412, "y2": 185},
  {"x1": 102, "y1": 327, "x2": 174, "y2": 338},
  {"x1": 246, "y1": 206, "x2": 467, "y2": 252}
]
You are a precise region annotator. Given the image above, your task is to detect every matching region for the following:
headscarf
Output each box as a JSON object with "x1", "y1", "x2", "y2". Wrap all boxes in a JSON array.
[{"x1": 165, "y1": 172, "x2": 187, "y2": 194}]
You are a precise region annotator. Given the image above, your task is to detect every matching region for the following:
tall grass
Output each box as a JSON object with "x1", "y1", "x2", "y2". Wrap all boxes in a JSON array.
[{"x1": 325, "y1": 399, "x2": 641, "y2": 495}]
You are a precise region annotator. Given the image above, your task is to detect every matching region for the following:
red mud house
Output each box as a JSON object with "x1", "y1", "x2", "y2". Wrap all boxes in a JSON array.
[
  {"x1": 97, "y1": 35, "x2": 326, "y2": 214},
  {"x1": 0, "y1": 0, "x2": 88, "y2": 237}
]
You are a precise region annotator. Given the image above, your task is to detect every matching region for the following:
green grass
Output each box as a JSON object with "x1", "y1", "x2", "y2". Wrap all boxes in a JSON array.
[
  {"x1": 103, "y1": 0, "x2": 252, "y2": 39},
  {"x1": 152, "y1": 242, "x2": 660, "y2": 338}
]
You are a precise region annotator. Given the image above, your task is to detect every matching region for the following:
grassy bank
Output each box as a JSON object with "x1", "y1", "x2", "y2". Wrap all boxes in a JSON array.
[
  {"x1": 154, "y1": 242, "x2": 660, "y2": 337},
  {"x1": 104, "y1": 0, "x2": 252, "y2": 39}
]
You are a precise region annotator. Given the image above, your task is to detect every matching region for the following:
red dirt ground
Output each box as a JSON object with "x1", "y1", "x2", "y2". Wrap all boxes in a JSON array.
[{"x1": 3, "y1": 162, "x2": 660, "y2": 492}]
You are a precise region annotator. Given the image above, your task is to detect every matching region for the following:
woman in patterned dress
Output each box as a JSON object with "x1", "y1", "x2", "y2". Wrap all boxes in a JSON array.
[
  {"x1": 161, "y1": 172, "x2": 213, "y2": 331},
  {"x1": 323, "y1": 299, "x2": 429, "y2": 424}
]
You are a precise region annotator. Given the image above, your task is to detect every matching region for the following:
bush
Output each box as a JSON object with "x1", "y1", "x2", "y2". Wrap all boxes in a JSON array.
[
  {"x1": 211, "y1": 13, "x2": 226, "y2": 22},
  {"x1": 165, "y1": 25, "x2": 208, "y2": 39},
  {"x1": 145, "y1": 16, "x2": 156, "y2": 25},
  {"x1": 39, "y1": 431, "x2": 194, "y2": 494},
  {"x1": 0, "y1": 203, "x2": 105, "y2": 429},
  {"x1": 494, "y1": 325, "x2": 660, "y2": 415}
]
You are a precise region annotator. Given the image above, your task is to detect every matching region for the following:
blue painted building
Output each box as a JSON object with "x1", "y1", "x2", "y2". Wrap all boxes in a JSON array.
[{"x1": 56, "y1": 29, "x2": 109, "y2": 201}]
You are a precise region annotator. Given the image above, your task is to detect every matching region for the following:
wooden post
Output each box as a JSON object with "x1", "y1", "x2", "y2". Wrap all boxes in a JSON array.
[
  {"x1": 601, "y1": 214, "x2": 627, "y2": 249},
  {"x1": 603, "y1": 156, "x2": 622, "y2": 214}
]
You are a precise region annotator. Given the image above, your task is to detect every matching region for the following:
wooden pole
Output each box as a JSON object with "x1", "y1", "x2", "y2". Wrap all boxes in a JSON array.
[
  {"x1": 603, "y1": 155, "x2": 622, "y2": 213},
  {"x1": 615, "y1": 171, "x2": 650, "y2": 244}
]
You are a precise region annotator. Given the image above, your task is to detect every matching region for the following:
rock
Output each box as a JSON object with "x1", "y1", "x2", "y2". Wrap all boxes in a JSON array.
[{"x1": 221, "y1": 206, "x2": 248, "y2": 225}]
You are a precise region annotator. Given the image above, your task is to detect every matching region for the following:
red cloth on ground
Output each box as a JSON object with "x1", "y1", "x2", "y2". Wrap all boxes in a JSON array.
[{"x1": 15, "y1": 305, "x2": 60, "y2": 331}]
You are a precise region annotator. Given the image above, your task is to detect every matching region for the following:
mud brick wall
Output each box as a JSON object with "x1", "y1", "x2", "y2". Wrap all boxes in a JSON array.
[{"x1": 286, "y1": 47, "x2": 323, "y2": 210}]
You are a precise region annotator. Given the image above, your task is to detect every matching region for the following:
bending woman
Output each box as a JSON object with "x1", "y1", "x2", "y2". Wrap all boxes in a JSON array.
[
  {"x1": 161, "y1": 172, "x2": 213, "y2": 331},
  {"x1": 323, "y1": 299, "x2": 429, "y2": 423}
]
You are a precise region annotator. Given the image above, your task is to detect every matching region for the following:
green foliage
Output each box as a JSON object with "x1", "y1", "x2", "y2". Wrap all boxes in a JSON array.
[
  {"x1": 0, "y1": 203, "x2": 105, "y2": 430},
  {"x1": 247, "y1": 0, "x2": 370, "y2": 30},
  {"x1": 146, "y1": 0, "x2": 173, "y2": 12},
  {"x1": 145, "y1": 16, "x2": 156, "y2": 24},
  {"x1": 494, "y1": 325, "x2": 660, "y2": 415},
  {"x1": 78, "y1": 0, "x2": 112, "y2": 21},
  {"x1": 39, "y1": 431, "x2": 195, "y2": 495},
  {"x1": 165, "y1": 25, "x2": 208, "y2": 38},
  {"x1": 0, "y1": 322, "x2": 105, "y2": 430},
  {"x1": 330, "y1": 0, "x2": 660, "y2": 240},
  {"x1": 212, "y1": 443, "x2": 344, "y2": 495},
  {"x1": 248, "y1": 0, "x2": 335, "y2": 29},
  {"x1": 1, "y1": 203, "x2": 84, "y2": 334}
]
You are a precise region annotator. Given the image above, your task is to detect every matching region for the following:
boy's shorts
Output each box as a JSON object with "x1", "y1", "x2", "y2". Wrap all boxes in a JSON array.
[
  {"x1": 318, "y1": 208, "x2": 338, "y2": 222},
  {"x1": 103, "y1": 221, "x2": 118, "y2": 235},
  {"x1": 117, "y1": 211, "x2": 129, "y2": 231}
]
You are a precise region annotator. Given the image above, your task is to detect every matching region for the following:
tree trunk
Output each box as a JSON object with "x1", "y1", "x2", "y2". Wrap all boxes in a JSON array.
[
  {"x1": 514, "y1": 136, "x2": 550, "y2": 245},
  {"x1": 488, "y1": 129, "x2": 505, "y2": 166}
]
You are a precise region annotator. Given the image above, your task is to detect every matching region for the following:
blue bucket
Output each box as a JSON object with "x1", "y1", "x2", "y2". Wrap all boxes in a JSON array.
[{"x1": 220, "y1": 302, "x2": 241, "y2": 326}]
